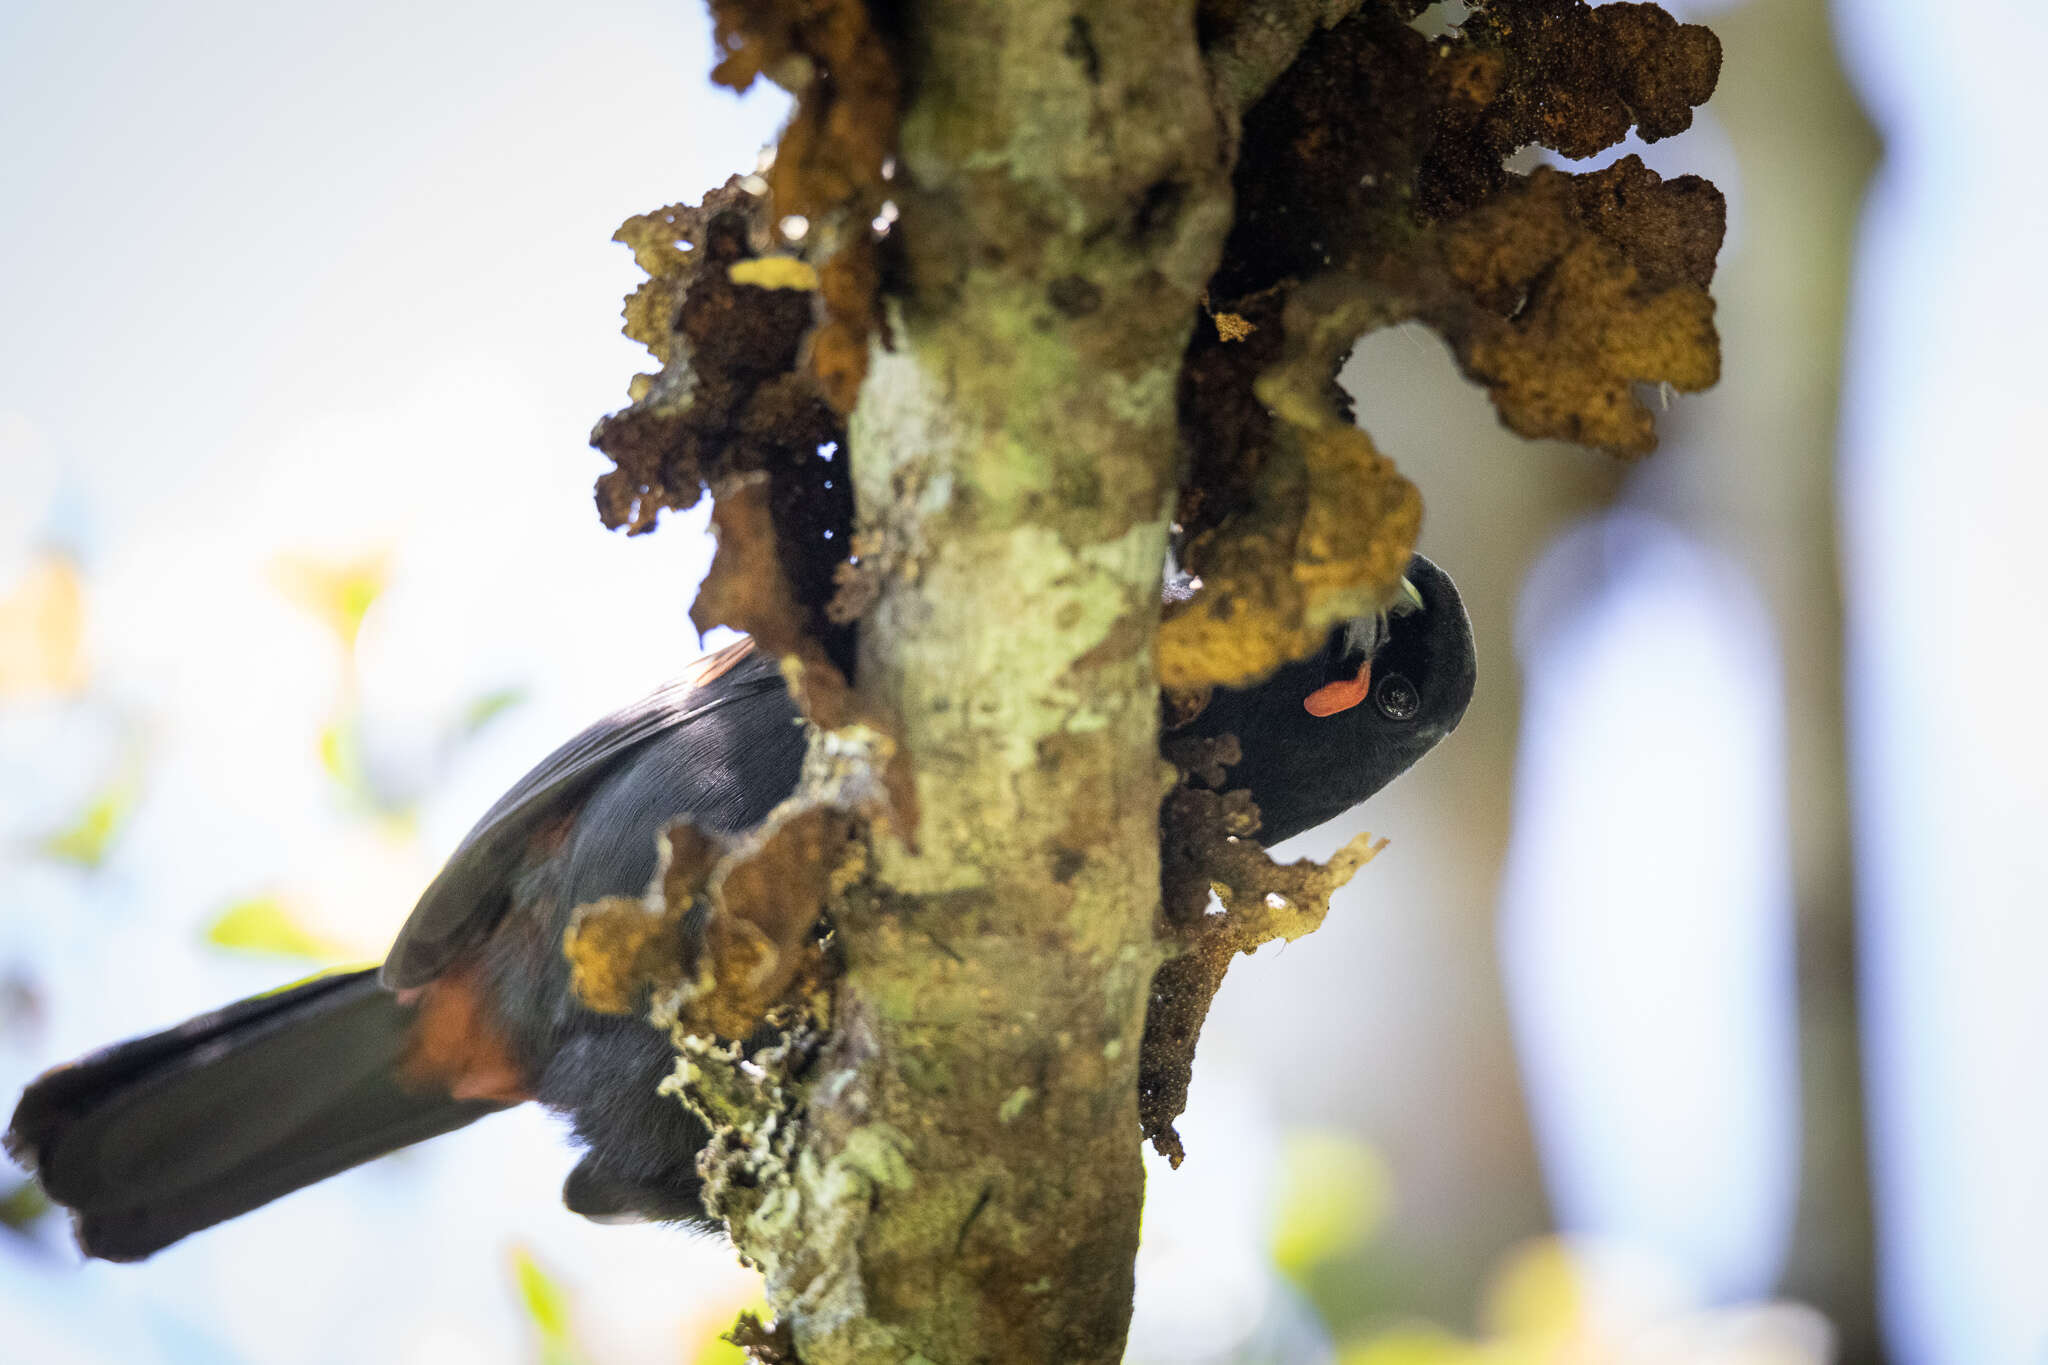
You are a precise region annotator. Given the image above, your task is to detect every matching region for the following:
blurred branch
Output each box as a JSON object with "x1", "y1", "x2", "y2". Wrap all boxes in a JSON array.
[{"x1": 1702, "y1": 3, "x2": 1885, "y2": 1358}]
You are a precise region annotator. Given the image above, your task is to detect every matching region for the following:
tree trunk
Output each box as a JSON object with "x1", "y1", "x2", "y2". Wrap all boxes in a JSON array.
[
  {"x1": 737, "y1": 4, "x2": 1234, "y2": 1359},
  {"x1": 1687, "y1": 3, "x2": 1884, "y2": 1356}
]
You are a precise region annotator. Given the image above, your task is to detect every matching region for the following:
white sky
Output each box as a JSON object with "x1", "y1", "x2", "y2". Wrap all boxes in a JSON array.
[{"x1": 1, "y1": 5, "x2": 793, "y2": 1361}]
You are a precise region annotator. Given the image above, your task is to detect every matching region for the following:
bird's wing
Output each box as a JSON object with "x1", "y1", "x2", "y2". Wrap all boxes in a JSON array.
[{"x1": 381, "y1": 637, "x2": 782, "y2": 989}]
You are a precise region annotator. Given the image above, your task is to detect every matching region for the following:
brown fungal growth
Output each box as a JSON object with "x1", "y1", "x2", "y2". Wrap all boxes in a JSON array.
[
  {"x1": 563, "y1": 822, "x2": 725, "y2": 1016},
  {"x1": 706, "y1": 0, "x2": 898, "y2": 412},
  {"x1": 562, "y1": 894, "x2": 692, "y2": 1017},
  {"x1": 686, "y1": 802, "x2": 859, "y2": 1040},
  {"x1": 1428, "y1": 0, "x2": 1723, "y2": 208},
  {"x1": 565, "y1": 799, "x2": 861, "y2": 1041},
  {"x1": 690, "y1": 474, "x2": 845, "y2": 715},
  {"x1": 1140, "y1": 758, "x2": 1387, "y2": 1165},
  {"x1": 1425, "y1": 161, "x2": 1723, "y2": 453},
  {"x1": 592, "y1": 182, "x2": 855, "y2": 686},
  {"x1": 594, "y1": 181, "x2": 827, "y2": 536},
  {"x1": 690, "y1": 476, "x2": 918, "y2": 837},
  {"x1": 592, "y1": 182, "x2": 906, "y2": 819},
  {"x1": 1170, "y1": 0, "x2": 1723, "y2": 692},
  {"x1": 722, "y1": 1312, "x2": 798, "y2": 1364},
  {"x1": 1160, "y1": 419, "x2": 1422, "y2": 691},
  {"x1": 707, "y1": 0, "x2": 897, "y2": 224}
]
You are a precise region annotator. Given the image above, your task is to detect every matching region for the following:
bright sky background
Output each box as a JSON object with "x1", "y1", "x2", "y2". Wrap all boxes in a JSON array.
[
  {"x1": 0, "y1": 5, "x2": 795, "y2": 1361},
  {"x1": 1835, "y1": 4, "x2": 2048, "y2": 1362},
  {"x1": 1497, "y1": 4, "x2": 2048, "y2": 1361}
]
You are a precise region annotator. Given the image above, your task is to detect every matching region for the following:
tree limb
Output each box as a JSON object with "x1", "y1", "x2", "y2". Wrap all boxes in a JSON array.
[
  {"x1": 708, "y1": 3, "x2": 1235, "y2": 1359},
  {"x1": 1204, "y1": 0, "x2": 1374, "y2": 117}
]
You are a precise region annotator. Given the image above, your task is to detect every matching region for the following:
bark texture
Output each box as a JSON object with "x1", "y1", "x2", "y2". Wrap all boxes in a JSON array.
[{"x1": 730, "y1": 4, "x2": 1235, "y2": 1360}]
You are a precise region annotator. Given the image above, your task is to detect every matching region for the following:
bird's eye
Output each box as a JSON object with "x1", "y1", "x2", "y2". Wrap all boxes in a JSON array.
[{"x1": 1374, "y1": 672, "x2": 1420, "y2": 721}]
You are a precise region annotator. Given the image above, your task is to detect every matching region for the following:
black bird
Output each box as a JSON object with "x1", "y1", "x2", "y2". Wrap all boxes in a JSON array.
[
  {"x1": 1170, "y1": 553, "x2": 1474, "y2": 844},
  {"x1": 6, "y1": 555, "x2": 1474, "y2": 1261}
]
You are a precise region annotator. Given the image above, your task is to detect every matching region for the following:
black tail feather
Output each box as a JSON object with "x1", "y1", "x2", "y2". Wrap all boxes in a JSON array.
[{"x1": 6, "y1": 968, "x2": 503, "y2": 1260}]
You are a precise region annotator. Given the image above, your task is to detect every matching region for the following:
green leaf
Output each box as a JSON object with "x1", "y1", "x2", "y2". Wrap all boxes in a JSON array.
[
  {"x1": 460, "y1": 687, "x2": 526, "y2": 736},
  {"x1": 1270, "y1": 1130, "x2": 1393, "y2": 1279},
  {"x1": 318, "y1": 709, "x2": 420, "y2": 829},
  {"x1": 273, "y1": 550, "x2": 390, "y2": 653},
  {"x1": 690, "y1": 1314, "x2": 759, "y2": 1365},
  {"x1": 318, "y1": 712, "x2": 368, "y2": 794},
  {"x1": 512, "y1": 1246, "x2": 583, "y2": 1365},
  {"x1": 203, "y1": 897, "x2": 345, "y2": 960},
  {"x1": 691, "y1": 1329, "x2": 751, "y2": 1365},
  {"x1": 0, "y1": 1179, "x2": 52, "y2": 1231},
  {"x1": 38, "y1": 769, "x2": 141, "y2": 869}
]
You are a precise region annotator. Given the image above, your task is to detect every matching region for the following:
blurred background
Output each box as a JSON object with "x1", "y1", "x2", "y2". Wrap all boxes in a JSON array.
[{"x1": 0, "y1": 1, "x2": 2037, "y2": 1362}]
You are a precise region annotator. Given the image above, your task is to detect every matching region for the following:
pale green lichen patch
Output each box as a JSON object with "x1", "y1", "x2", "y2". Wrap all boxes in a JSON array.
[{"x1": 998, "y1": 1087, "x2": 1035, "y2": 1124}]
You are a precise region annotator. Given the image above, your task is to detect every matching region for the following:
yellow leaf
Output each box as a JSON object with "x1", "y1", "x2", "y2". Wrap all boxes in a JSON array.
[
  {"x1": 39, "y1": 768, "x2": 140, "y2": 869},
  {"x1": 687, "y1": 1300, "x2": 772, "y2": 1365},
  {"x1": 461, "y1": 687, "x2": 525, "y2": 736},
  {"x1": 203, "y1": 897, "x2": 348, "y2": 961},
  {"x1": 1481, "y1": 1237, "x2": 1588, "y2": 1342},
  {"x1": 273, "y1": 549, "x2": 390, "y2": 652},
  {"x1": 728, "y1": 257, "x2": 818, "y2": 291},
  {"x1": 1338, "y1": 1325, "x2": 1484, "y2": 1365},
  {"x1": 0, "y1": 553, "x2": 86, "y2": 697},
  {"x1": 316, "y1": 711, "x2": 420, "y2": 829},
  {"x1": 1271, "y1": 1130, "x2": 1394, "y2": 1277},
  {"x1": 249, "y1": 964, "x2": 382, "y2": 999},
  {"x1": 691, "y1": 1326, "x2": 750, "y2": 1365},
  {"x1": 318, "y1": 719, "x2": 351, "y2": 783}
]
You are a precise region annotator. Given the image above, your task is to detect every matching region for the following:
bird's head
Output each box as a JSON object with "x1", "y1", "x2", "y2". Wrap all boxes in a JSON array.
[{"x1": 1171, "y1": 554, "x2": 1476, "y2": 845}]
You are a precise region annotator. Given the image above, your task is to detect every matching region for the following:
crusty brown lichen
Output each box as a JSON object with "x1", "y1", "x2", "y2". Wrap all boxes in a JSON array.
[
  {"x1": 563, "y1": 822, "x2": 723, "y2": 1014},
  {"x1": 1140, "y1": 748, "x2": 1387, "y2": 1164},
  {"x1": 593, "y1": 0, "x2": 907, "y2": 720},
  {"x1": 691, "y1": 803, "x2": 860, "y2": 1039},
  {"x1": 724, "y1": 1310, "x2": 799, "y2": 1364},
  {"x1": 596, "y1": 183, "x2": 824, "y2": 529},
  {"x1": 593, "y1": 181, "x2": 855, "y2": 680},
  {"x1": 707, "y1": 0, "x2": 897, "y2": 413},
  {"x1": 1169, "y1": 0, "x2": 1724, "y2": 691},
  {"x1": 1427, "y1": 0, "x2": 1722, "y2": 209},
  {"x1": 1425, "y1": 159, "x2": 1722, "y2": 452},
  {"x1": 1160, "y1": 418, "x2": 1420, "y2": 690},
  {"x1": 566, "y1": 721, "x2": 893, "y2": 1043},
  {"x1": 592, "y1": 185, "x2": 881, "y2": 765}
]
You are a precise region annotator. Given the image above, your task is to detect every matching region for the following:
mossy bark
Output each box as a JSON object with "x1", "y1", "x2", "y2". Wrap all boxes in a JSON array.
[{"x1": 726, "y1": 3, "x2": 1236, "y2": 1360}]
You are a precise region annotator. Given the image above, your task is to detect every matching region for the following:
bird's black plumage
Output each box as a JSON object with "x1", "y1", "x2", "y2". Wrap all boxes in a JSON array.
[
  {"x1": 1169, "y1": 554, "x2": 1475, "y2": 844},
  {"x1": 7, "y1": 556, "x2": 1475, "y2": 1260}
]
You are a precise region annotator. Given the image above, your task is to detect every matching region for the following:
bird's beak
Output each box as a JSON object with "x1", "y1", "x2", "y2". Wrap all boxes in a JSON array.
[
  {"x1": 1304, "y1": 575, "x2": 1425, "y2": 718},
  {"x1": 1395, "y1": 575, "x2": 1424, "y2": 614}
]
